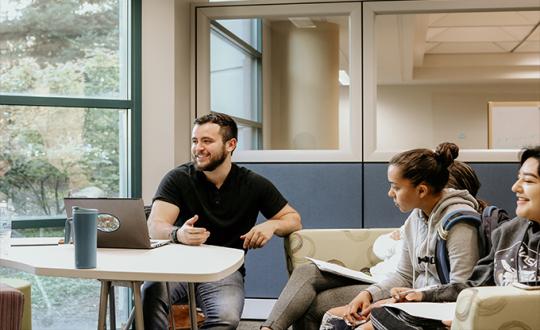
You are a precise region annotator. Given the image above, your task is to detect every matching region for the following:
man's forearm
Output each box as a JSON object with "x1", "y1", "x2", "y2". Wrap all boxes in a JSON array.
[
  {"x1": 269, "y1": 213, "x2": 302, "y2": 237},
  {"x1": 148, "y1": 220, "x2": 175, "y2": 240}
]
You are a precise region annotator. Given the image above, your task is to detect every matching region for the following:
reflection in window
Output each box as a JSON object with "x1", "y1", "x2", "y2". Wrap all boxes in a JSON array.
[
  {"x1": 211, "y1": 19, "x2": 262, "y2": 150},
  {"x1": 374, "y1": 11, "x2": 540, "y2": 151},
  {"x1": 209, "y1": 16, "x2": 350, "y2": 151}
]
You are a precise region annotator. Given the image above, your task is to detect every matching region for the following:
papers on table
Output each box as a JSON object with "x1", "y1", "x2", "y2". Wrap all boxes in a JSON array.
[
  {"x1": 10, "y1": 237, "x2": 62, "y2": 246},
  {"x1": 306, "y1": 257, "x2": 376, "y2": 284},
  {"x1": 383, "y1": 302, "x2": 456, "y2": 321}
]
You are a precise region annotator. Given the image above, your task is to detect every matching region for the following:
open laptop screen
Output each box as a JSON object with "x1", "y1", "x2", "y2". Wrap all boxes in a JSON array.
[{"x1": 64, "y1": 198, "x2": 166, "y2": 249}]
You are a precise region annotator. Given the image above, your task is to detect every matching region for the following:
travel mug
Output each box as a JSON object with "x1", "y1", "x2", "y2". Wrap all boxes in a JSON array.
[{"x1": 72, "y1": 206, "x2": 98, "y2": 269}]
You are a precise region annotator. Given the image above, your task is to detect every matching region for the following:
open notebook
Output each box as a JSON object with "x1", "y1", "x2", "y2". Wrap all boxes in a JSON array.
[{"x1": 64, "y1": 198, "x2": 169, "y2": 249}]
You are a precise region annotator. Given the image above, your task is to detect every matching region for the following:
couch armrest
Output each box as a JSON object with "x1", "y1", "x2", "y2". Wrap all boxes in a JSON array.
[
  {"x1": 452, "y1": 285, "x2": 540, "y2": 330},
  {"x1": 284, "y1": 228, "x2": 396, "y2": 275}
]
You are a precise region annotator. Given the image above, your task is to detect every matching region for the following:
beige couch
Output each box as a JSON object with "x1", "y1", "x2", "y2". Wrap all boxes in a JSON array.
[{"x1": 284, "y1": 228, "x2": 540, "y2": 330}]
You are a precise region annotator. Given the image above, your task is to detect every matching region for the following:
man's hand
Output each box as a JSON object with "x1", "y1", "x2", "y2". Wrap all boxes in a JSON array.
[
  {"x1": 240, "y1": 221, "x2": 277, "y2": 249},
  {"x1": 177, "y1": 215, "x2": 210, "y2": 245},
  {"x1": 390, "y1": 287, "x2": 424, "y2": 302}
]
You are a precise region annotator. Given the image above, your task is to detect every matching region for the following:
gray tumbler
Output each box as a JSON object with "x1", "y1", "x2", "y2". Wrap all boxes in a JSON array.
[{"x1": 72, "y1": 206, "x2": 98, "y2": 269}]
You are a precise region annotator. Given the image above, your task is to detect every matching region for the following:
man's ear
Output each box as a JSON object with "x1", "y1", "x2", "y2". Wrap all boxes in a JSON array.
[
  {"x1": 226, "y1": 138, "x2": 237, "y2": 153},
  {"x1": 417, "y1": 183, "x2": 430, "y2": 198}
]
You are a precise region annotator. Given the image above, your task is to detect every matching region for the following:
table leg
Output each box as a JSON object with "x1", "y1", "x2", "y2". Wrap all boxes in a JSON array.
[
  {"x1": 132, "y1": 281, "x2": 145, "y2": 330},
  {"x1": 166, "y1": 282, "x2": 176, "y2": 330},
  {"x1": 109, "y1": 286, "x2": 116, "y2": 330},
  {"x1": 98, "y1": 280, "x2": 111, "y2": 330},
  {"x1": 188, "y1": 283, "x2": 198, "y2": 330}
]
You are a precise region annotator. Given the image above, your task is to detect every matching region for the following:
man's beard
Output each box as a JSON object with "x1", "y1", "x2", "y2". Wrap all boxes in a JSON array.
[{"x1": 194, "y1": 147, "x2": 228, "y2": 172}]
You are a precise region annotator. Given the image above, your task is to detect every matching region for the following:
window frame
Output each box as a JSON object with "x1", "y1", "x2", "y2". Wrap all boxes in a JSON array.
[
  {"x1": 195, "y1": 2, "x2": 363, "y2": 162},
  {"x1": 210, "y1": 18, "x2": 263, "y2": 149},
  {"x1": 0, "y1": 0, "x2": 142, "y2": 229},
  {"x1": 363, "y1": 0, "x2": 540, "y2": 162}
]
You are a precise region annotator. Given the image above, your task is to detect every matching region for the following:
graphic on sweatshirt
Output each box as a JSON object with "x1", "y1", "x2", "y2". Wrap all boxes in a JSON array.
[{"x1": 495, "y1": 240, "x2": 539, "y2": 285}]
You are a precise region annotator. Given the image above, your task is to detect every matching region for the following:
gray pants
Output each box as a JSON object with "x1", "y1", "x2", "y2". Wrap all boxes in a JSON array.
[
  {"x1": 262, "y1": 263, "x2": 368, "y2": 330},
  {"x1": 142, "y1": 271, "x2": 244, "y2": 330}
]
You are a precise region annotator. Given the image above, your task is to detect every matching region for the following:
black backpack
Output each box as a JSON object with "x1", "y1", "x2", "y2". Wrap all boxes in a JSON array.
[{"x1": 435, "y1": 206, "x2": 511, "y2": 284}]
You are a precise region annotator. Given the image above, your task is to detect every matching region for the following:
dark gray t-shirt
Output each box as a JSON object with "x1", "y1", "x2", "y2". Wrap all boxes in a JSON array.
[
  {"x1": 423, "y1": 217, "x2": 540, "y2": 302},
  {"x1": 153, "y1": 163, "x2": 288, "y2": 251}
]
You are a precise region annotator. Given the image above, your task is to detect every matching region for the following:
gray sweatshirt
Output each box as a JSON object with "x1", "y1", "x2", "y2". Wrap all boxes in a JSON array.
[
  {"x1": 423, "y1": 217, "x2": 540, "y2": 302},
  {"x1": 366, "y1": 189, "x2": 480, "y2": 301}
]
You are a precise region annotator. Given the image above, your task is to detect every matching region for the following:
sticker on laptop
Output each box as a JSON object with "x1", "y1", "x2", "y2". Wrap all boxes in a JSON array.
[{"x1": 97, "y1": 213, "x2": 120, "y2": 232}]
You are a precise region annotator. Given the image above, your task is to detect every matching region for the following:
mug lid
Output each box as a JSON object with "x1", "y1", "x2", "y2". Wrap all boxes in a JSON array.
[{"x1": 72, "y1": 206, "x2": 98, "y2": 214}]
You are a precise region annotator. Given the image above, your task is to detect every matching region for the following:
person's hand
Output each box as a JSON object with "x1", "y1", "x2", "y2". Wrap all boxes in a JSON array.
[
  {"x1": 360, "y1": 297, "x2": 395, "y2": 317},
  {"x1": 390, "y1": 229, "x2": 401, "y2": 240},
  {"x1": 342, "y1": 290, "x2": 372, "y2": 325},
  {"x1": 390, "y1": 287, "x2": 424, "y2": 302},
  {"x1": 177, "y1": 215, "x2": 210, "y2": 245},
  {"x1": 240, "y1": 221, "x2": 277, "y2": 249}
]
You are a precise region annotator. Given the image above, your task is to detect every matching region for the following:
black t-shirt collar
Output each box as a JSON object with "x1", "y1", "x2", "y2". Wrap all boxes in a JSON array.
[{"x1": 193, "y1": 162, "x2": 239, "y2": 191}]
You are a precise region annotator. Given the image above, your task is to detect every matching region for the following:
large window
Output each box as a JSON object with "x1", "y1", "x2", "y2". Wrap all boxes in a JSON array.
[{"x1": 0, "y1": 0, "x2": 140, "y2": 328}]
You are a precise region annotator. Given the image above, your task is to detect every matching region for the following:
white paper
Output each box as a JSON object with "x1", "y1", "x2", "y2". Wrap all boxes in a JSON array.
[
  {"x1": 10, "y1": 237, "x2": 61, "y2": 246},
  {"x1": 382, "y1": 302, "x2": 456, "y2": 321},
  {"x1": 306, "y1": 257, "x2": 376, "y2": 284}
]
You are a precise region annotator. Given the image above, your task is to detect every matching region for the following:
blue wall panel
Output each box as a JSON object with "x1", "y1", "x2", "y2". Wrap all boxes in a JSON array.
[
  {"x1": 363, "y1": 162, "x2": 520, "y2": 229},
  {"x1": 470, "y1": 163, "x2": 519, "y2": 217},
  {"x1": 240, "y1": 163, "x2": 363, "y2": 298},
  {"x1": 363, "y1": 163, "x2": 404, "y2": 228},
  {"x1": 237, "y1": 162, "x2": 518, "y2": 298}
]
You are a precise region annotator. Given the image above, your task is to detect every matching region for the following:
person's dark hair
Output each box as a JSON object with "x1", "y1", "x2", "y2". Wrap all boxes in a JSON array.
[
  {"x1": 448, "y1": 160, "x2": 487, "y2": 211},
  {"x1": 519, "y1": 146, "x2": 540, "y2": 175},
  {"x1": 389, "y1": 142, "x2": 459, "y2": 193},
  {"x1": 194, "y1": 112, "x2": 238, "y2": 142},
  {"x1": 447, "y1": 161, "x2": 480, "y2": 197}
]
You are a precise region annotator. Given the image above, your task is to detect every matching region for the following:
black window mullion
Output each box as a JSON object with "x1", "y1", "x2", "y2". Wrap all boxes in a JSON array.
[{"x1": 0, "y1": 95, "x2": 132, "y2": 109}]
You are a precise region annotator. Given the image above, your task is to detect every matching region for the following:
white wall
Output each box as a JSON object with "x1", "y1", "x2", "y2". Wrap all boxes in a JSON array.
[
  {"x1": 377, "y1": 82, "x2": 540, "y2": 150},
  {"x1": 141, "y1": 0, "x2": 191, "y2": 203}
]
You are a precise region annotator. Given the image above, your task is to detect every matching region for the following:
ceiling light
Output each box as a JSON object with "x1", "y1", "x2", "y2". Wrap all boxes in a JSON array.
[
  {"x1": 339, "y1": 70, "x2": 350, "y2": 86},
  {"x1": 289, "y1": 17, "x2": 317, "y2": 29}
]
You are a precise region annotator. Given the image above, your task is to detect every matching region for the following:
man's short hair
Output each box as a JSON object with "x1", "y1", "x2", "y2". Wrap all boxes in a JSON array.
[{"x1": 194, "y1": 112, "x2": 238, "y2": 142}]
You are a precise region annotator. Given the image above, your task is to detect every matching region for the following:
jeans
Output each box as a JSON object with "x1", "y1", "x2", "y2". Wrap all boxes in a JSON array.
[
  {"x1": 262, "y1": 263, "x2": 367, "y2": 330},
  {"x1": 142, "y1": 271, "x2": 244, "y2": 330}
]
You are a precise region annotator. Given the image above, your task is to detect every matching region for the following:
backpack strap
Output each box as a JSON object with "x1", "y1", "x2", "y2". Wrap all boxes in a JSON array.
[
  {"x1": 435, "y1": 210, "x2": 482, "y2": 284},
  {"x1": 479, "y1": 205, "x2": 510, "y2": 254}
]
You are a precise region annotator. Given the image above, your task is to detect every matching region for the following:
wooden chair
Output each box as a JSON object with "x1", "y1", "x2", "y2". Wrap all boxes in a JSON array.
[
  {"x1": 0, "y1": 281, "x2": 25, "y2": 330},
  {"x1": 169, "y1": 304, "x2": 205, "y2": 330}
]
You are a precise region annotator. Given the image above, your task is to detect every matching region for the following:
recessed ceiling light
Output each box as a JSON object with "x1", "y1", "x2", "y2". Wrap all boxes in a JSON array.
[
  {"x1": 289, "y1": 17, "x2": 317, "y2": 29},
  {"x1": 339, "y1": 70, "x2": 350, "y2": 86}
]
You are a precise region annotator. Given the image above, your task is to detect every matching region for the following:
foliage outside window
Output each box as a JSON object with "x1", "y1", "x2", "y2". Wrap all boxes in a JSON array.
[
  {"x1": 0, "y1": 0, "x2": 135, "y2": 218},
  {"x1": 0, "y1": 0, "x2": 138, "y2": 328}
]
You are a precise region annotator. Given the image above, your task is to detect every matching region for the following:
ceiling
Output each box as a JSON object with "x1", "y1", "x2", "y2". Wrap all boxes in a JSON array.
[
  {"x1": 377, "y1": 11, "x2": 540, "y2": 84},
  {"x1": 425, "y1": 12, "x2": 540, "y2": 54},
  {"x1": 266, "y1": 11, "x2": 540, "y2": 85}
]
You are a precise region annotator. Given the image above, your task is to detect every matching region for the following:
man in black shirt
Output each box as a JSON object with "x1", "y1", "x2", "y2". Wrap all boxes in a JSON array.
[{"x1": 142, "y1": 113, "x2": 302, "y2": 329}]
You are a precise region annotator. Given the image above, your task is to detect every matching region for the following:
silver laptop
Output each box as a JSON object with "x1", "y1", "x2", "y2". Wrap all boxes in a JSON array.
[{"x1": 64, "y1": 198, "x2": 169, "y2": 249}]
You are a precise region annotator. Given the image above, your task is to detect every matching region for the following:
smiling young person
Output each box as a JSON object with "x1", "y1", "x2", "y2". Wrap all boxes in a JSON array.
[
  {"x1": 142, "y1": 112, "x2": 301, "y2": 330},
  {"x1": 319, "y1": 142, "x2": 482, "y2": 330},
  {"x1": 396, "y1": 146, "x2": 540, "y2": 309}
]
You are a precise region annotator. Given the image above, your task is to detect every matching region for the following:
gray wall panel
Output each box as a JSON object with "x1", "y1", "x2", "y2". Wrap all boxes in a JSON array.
[
  {"x1": 470, "y1": 163, "x2": 519, "y2": 217},
  {"x1": 363, "y1": 162, "x2": 520, "y2": 229},
  {"x1": 236, "y1": 162, "x2": 518, "y2": 298},
  {"x1": 240, "y1": 163, "x2": 363, "y2": 298},
  {"x1": 363, "y1": 163, "x2": 404, "y2": 228}
]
